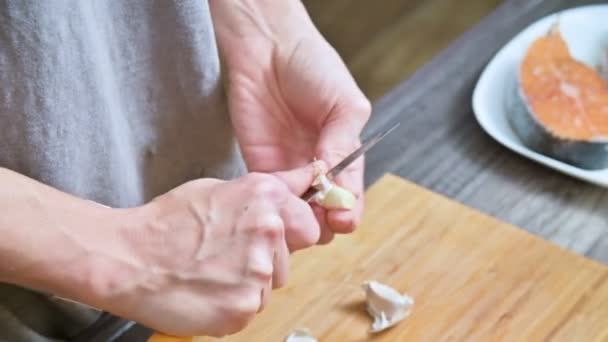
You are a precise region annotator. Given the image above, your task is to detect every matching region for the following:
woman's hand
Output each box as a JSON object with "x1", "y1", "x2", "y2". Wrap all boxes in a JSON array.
[{"x1": 210, "y1": 0, "x2": 372, "y2": 244}]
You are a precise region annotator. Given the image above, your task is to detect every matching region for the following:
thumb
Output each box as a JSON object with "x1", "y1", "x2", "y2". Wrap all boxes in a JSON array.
[
  {"x1": 272, "y1": 161, "x2": 325, "y2": 196},
  {"x1": 316, "y1": 118, "x2": 364, "y2": 170},
  {"x1": 315, "y1": 107, "x2": 369, "y2": 233},
  {"x1": 315, "y1": 93, "x2": 370, "y2": 168}
]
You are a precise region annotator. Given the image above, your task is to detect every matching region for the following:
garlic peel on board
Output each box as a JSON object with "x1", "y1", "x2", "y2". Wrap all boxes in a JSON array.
[
  {"x1": 285, "y1": 328, "x2": 317, "y2": 342},
  {"x1": 362, "y1": 280, "x2": 414, "y2": 333}
]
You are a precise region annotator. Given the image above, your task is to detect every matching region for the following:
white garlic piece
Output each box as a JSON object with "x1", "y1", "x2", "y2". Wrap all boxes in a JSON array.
[
  {"x1": 285, "y1": 328, "x2": 317, "y2": 342},
  {"x1": 311, "y1": 173, "x2": 356, "y2": 210},
  {"x1": 362, "y1": 280, "x2": 414, "y2": 333}
]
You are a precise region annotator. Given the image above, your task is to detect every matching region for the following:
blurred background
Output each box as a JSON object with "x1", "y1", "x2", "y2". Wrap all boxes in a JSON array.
[{"x1": 302, "y1": 0, "x2": 504, "y2": 100}]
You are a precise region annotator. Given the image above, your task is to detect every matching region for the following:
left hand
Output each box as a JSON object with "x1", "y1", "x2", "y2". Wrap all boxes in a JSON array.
[{"x1": 210, "y1": 0, "x2": 372, "y2": 243}]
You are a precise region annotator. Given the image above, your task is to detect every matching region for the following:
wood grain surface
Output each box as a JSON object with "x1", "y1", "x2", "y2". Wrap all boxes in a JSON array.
[
  {"x1": 186, "y1": 174, "x2": 608, "y2": 341},
  {"x1": 361, "y1": 0, "x2": 608, "y2": 265}
]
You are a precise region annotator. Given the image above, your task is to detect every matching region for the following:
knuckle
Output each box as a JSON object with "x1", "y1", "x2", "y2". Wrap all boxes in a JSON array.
[
  {"x1": 243, "y1": 213, "x2": 284, "y2": 239},
  {"x1": 255, "y1": 213, "x2": 284, "y2": 240},
  {"x1": 250, "y1": 268, "x2": 273, "y2": 283},
  {"x1": 246, "y1": 254, "x2": 273, "y2": 282},
  {"x1": 262, "y1": 226, "x2": 282, "y2": 243},
  {"x1": 245, "y1": 242, "x2": 275, "y2": 281},
  {"x1": 232, "y1": 290, "x2": 261, "y2": 317},
  {"x1": 214, "y1": 293, "x2": 258, "y2": 336},
  {"x1": 245, "y1": 173, "x2": 286, "y2": 199}
]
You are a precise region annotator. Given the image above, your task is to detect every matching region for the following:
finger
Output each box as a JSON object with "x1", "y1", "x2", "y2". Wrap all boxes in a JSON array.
[
  {"x1": 272, "y1": 237, "x2": 290, "y2": 288},
  {"x1": 257, "y1": 279, "x2": 272, "y2": 313},
  {"x1": 315, "y1": 96, "x2": 370, "y2": 170},
  {"x1": 318, "y1": 223, "x2": 336, "y2": 244},
  {"x1": 317, "y1": 91, "x2": 370, "y2": 149},
  {"x1": 239, "y1": 200, "x2": 284, "y2": 285},
  {"x1": 316, "y1": 102, "x2": 369, "y2": 233},
  {"x1": 281, "y1": 195, "x2": 320, "y2": 252},
  {"x1": 326, "y1": 157, "x2": 365, "y2": 233},
  {"x1": 312, "y1": 204, "x2": 334, "y2": 245},
  {"x1": 246, "y1": 241, "x2": 276, "y2": 284},
  {"x1": 272, "y1": 162, "x2": 318, "y2": 196},
  {"x1": 327, "y1": 194, "x2": 364, "y2": 234},
  {"x1": 245, "y1": 199, "x2": 291, "y2": 288}
]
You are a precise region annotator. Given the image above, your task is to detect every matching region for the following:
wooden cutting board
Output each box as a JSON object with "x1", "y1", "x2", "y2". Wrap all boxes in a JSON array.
[{"x1": 196, "y1": 174, "x2": 608, "y2": 341}]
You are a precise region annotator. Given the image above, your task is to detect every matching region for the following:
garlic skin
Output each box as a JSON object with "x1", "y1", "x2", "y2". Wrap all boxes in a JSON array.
[
  {"x1": 362, "y1": 280, "x2": 414, "y2": 333},
  {"x1": 285, "y1": 328, "x2": 317, "y2": 342}
]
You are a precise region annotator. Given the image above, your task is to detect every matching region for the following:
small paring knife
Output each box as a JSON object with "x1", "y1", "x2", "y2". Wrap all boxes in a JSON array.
[{"x1": 300, "y1": 120, "x2": 401, "y2": 202}]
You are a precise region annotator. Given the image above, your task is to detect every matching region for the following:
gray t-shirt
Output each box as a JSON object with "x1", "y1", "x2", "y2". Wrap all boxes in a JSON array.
[{"x1": 0, "y1": 1, "x2": 246, "y2": 340}]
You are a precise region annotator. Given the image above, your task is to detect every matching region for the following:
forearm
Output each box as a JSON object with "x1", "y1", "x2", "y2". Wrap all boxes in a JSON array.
[{"x1": 0, "y1": 167, "x2": 131, "y2": 304}]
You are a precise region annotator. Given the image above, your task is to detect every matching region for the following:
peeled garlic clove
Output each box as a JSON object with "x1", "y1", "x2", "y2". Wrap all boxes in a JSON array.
[
  {"x1": 285, "y1": 328, "x2": 317, "y2": 342},
  {"x1": 314, "y1": 184, "x2": 356, "y2": 209},
  {"x1": 311, "y1": 172, "x2": 356, "y2": 210},
  {"x1": 362, "y1": 280, "x2": 414, "y2": 333}
]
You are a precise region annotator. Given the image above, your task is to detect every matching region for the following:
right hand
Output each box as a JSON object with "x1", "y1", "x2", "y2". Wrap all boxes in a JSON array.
[{"x1": 89, "y1": 165, "x2": 320, "y2": 337}]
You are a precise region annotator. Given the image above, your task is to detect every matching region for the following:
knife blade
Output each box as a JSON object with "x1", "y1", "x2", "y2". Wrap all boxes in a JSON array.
[{"x1": 300, "y1": 120, "x2": 400, "y2": 202}]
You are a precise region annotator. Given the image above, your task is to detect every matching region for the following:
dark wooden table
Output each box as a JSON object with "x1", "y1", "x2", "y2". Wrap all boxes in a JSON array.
[{"x1": 81, "y1": 0, "x2": 608, "y2": 340}]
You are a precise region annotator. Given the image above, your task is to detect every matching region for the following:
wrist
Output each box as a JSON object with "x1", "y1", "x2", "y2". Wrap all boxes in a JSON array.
[
  {"x1": 15, "y1": 204, "x2": 141, "y2": 310},
  {"x1": 210, "y1": 0, "x2": 318, "y2": 62},
  {"x1": 0, "y1": 168, "x2": 148, "y2": 313},
  {"x1": 82, "y1": 191, "x2": 208, "y2": 316}
]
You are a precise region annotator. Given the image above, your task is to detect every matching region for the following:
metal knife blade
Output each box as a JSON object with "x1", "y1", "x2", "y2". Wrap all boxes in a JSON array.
[{"x1": 300, "y1": 121, "x2": 400, "y2": 202}]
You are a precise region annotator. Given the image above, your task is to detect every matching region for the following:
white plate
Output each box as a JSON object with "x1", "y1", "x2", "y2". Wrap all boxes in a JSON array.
[{"x1": 472, "y1": 4, "x2": 608, "y2": 187}]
